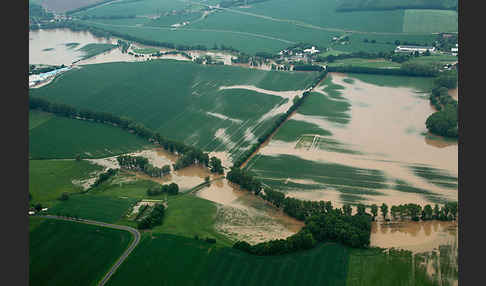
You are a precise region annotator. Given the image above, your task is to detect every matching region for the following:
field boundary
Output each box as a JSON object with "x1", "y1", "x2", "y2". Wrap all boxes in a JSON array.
[{"x1": 37, "y1": 215, "x2": 140, "y2": 286}]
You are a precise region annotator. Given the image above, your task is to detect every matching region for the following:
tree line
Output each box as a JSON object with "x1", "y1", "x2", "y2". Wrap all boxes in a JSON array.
[
  {"x1": 227, "y1": 167, "x2": 458, "y2": 255},
  {"x1": 326, "y1": 62, "x2": 438, "y2": 77},
  {"x1": 147, "y1": 183, "x2": 179, "y2": 196},
  {"x1": 232, "y1": 70, "x2": 327, "y2": 168},
  {"x1": 137, "y1": 203, "x2": 165, "y2": 230}
]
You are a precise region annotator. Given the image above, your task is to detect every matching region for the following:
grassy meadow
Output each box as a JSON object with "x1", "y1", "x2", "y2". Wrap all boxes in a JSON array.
[
  {"x1": 30, "y1": 60, "x2": 318, "y2": 160},
  {"x1": 29, "y1": 110, "x2": 149, "y2": 159},
  {"x1": 29, "y1": 159, "x2": 102, "y2": 206},
  {"x1": 29, "y1": 217, "x2": 132, "y2": 286}
]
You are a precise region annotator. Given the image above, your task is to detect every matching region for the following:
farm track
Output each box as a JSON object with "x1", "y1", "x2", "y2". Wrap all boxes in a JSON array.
[
  {"x1": 37, "y1": 215, "x2": 140, "y2": 286},
  {"x1": 241, "y1": 75, "x2": 328, "y2": 169},
  {"x1": 82, "y1": 20, "x2": 296, "y2": 44}
]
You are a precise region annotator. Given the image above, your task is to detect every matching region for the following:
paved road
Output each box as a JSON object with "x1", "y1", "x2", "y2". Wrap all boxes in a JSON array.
[{"x1": 38, "y1": 215, "x2": 141, "y2": 286}]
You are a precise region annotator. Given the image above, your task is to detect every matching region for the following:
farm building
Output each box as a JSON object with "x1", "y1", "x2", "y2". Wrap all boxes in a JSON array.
[{"x1": 394, "y1": 45, "x2": 436, "y2": 54}]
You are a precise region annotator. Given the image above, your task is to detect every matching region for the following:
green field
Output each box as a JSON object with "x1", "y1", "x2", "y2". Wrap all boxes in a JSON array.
[
  {"x1": 403, "y1": 9, "x2": 458, "y2": 33},
  {"x1": 30, "y1": 60, "x2": 318, "y2": 161},
  {"x1": 29, "y1": 217, "x2": 132, "y2": 286},
  {"x1": 47, "y1": 194, "x2": 138, "y2": 223},
  {"x1": 29, "y1": 110, "x2": 149, "y2": 159},
  {"x1": 106, "y1": 233, "x2": 350, "y2": 286},
  {"x1": 104, "y1": 231, "x2": 445, "y2": 286},
  {"x1": 29, "y1": 159, "x2": 102, "y2": 206}
]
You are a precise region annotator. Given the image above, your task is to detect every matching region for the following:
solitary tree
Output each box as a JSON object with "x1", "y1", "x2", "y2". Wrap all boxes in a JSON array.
[
  {"x1": 370, "y1": 204, "x2": 378, "y2": 221},
  {"x1": 34, "y1": 203, "x2": 43, "y2": 212},
  {"x1": 380, "y1": 203, "x2": 388, "y2": 220},
  {"x1": 357, "y1": 204, "x2": 366, "y2": 216},
  {"x1": 343, "y1": 204, "x2": 352, "y2": 216}
]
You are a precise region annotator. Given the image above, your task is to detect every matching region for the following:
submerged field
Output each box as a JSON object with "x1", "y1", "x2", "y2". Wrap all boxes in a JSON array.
[
  {"x1": 245, "y1": 72, "x2": 457, "y2": 207},
  {"x1": 29, "y1": 217, "x2": 132, "y2": 286},
  {"x1": 30, "y1": 60, "x2": 318, "y2": 164}
]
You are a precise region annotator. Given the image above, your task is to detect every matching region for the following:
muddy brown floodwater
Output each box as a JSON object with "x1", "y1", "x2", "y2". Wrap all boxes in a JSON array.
[
  {"x1": 371, "y1": 220, "x2": 457, "y2": 253},
  {"x1": 29, "y1": 28, "x2": 113, "y2": 66},
  {"x1": 253, "y1": 72, "x2": 458, "y2": 206}
]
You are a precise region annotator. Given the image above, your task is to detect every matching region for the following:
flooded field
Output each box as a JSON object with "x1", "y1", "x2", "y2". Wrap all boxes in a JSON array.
[
  {"x1": 196, "y1": 179, "x2": 304, "y2": 244},
  {"x1": 247, "y1": 72, "x2": 458, "y2": 206},
  {"x1": 371, "y1": 220, "x2": 458, "y2": 286},
  {"x1": 29, "y1": 28, "x2": 114, "y2": 65}
]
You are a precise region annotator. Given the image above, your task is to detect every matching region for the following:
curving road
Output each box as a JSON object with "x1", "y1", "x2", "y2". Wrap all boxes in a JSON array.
[{"x1": 38, "y1": 215, "x2": 140, "y2": 286}]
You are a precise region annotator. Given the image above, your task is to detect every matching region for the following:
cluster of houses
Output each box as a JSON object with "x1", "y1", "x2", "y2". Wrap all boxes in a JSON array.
[{"x1": 278, "y1": 46, "x2": 320, "y2": 58}]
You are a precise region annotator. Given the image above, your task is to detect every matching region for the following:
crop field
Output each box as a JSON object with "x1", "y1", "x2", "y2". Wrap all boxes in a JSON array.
[
  {"x1": 30, "y1": 60, "x2": 318, "y2": 163},
  {"x1": 29, "y1": 159, "x2": 102, "y2": 206},
  {"x1": 105, "y1": 233, "x2": 350, "y2": 286},
  {"x1": 73, "y1": 0, "x2": 189, "y2": 18},
  {"x1": 402, "y1": 9, "x2": 458, "y2": 33},
  {"x1": 37, "y1": 0, "x2": 105, "y2": 13},
  {"x1": 346, "y1": 247, "x2": 449, "y2": 286},
  {"x1": 104, "y1": 232, "x2": 446, "y2": 286},
  {"x1": 244, "y1": 72, "x2": 457, "y2": 206},
  {"x1": 47, "y1": 194, "x2": 138, "y2": 223},
  {"x1": 29, "y1": 110, "x2": 149, "y2": 159},
  {"x1": 69, "y1": 0, "x2": 452, "y2": 55},
  {"x1": 327, "y1": 58, "x2": 401, "y2": 69},
  {"x1": 30, "y1": 217, "x2": 132, "y2": 286}
]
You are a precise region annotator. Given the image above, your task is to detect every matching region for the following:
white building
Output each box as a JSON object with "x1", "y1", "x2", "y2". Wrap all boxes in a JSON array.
[
  {"x1": 303, "y1": 46, "x2": 320, "y2": 54},
  {"x1": 394, "y1": 45, "x2": 436, "y2": 54},
  {"x1": 451, "y1": 43, "x2": 458, "y2": 56}
]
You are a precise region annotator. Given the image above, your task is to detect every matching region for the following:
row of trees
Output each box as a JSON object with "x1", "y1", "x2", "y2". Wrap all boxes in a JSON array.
[
  {"x1": 117, "y1": 39, "x2": 130, "y2": 53},
  {"x1": 29, "y1": 64, "x2": 66, "y2": 75},
  {"x1": 91, "y1": 168, "x2": 118, "y2": 188},
  {"x1": 117, "y1": 155, "x2": 170, "y2": 177},
  {"x1": 232, "y1": 71, "x2": 327, "y2": 168},
  {"x1": 326, "y1": 62, "x2": 438, "y2": 77},
  {"x1": 146, "y1": 183, "x2": 179, "y2": 196},
  {"x1": 137, "y1": 204, "x2": 165, "y2": 229}
]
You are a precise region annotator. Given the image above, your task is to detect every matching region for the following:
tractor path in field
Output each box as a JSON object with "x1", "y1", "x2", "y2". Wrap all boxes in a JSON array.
[
  {"x1": 81, "y1": 20, "x2": 296, "y2": 44},
  {"x1": 37, "y1": 215, "x2": 140, "y2": 286}
]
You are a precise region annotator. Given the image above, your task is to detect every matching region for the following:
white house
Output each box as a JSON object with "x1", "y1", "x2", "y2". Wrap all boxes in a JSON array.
[{"x1": 394, "y1": 45, "x2": 436, "y2": 54}]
